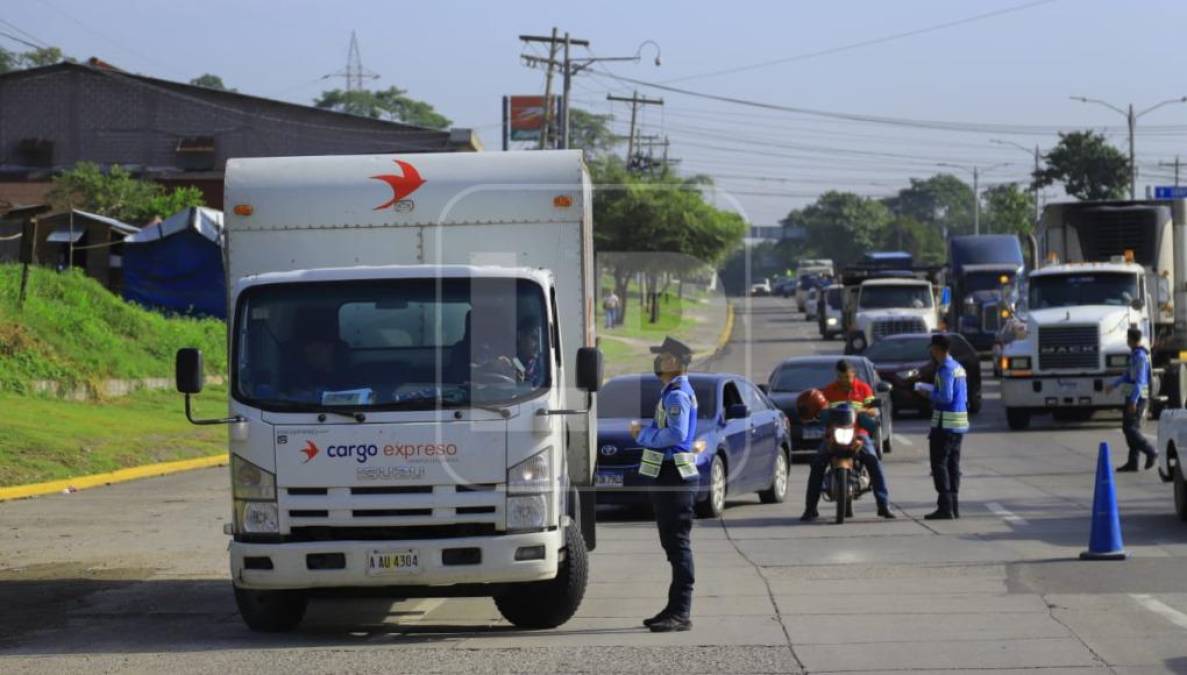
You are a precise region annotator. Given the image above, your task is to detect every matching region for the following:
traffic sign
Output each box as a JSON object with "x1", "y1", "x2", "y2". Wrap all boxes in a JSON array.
[{"x1": 1155, "y1": 186, "x2": 1187, "y2": 199}]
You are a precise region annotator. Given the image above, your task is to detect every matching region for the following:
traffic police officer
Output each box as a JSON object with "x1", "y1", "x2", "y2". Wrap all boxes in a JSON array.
[
  {"x1": 922, "y1": 334, "x2": 969, "y2": 520},
  {"x1": 1106, "y1": 327, "x2": 1158, "y2": 471},
  {"x1": 630, "y1": 336, "x2": 699, "y2": 633}
]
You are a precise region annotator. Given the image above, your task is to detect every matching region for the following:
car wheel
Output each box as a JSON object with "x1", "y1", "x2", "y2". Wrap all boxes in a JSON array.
[
  {"x1": 696, "y1": 454, "x2": 727, "y2": 518},
  {"x1": 759, "y1": 447, "x2": 789, "y2": 504}
]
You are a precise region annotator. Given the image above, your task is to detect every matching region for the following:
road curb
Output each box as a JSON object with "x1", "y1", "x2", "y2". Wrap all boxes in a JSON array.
[
  {"x1": 0, "y1": 454, "x2": 227, "y2": 502},
  {"x1": 695, "y1": 299, "x2": 735, "y2": 370}
]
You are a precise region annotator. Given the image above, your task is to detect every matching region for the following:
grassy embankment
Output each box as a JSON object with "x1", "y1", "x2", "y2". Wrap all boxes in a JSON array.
[
  {"x1": 596, "y1": 285, "x2": 705, "y2": 370},
  {"x1": 0, "y1": 265, "x2": 228, "y2": 487}
]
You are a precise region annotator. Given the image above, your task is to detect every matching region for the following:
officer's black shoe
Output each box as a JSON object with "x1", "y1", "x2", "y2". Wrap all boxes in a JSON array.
[
  {"x1": 877, "y1": 505, "x2": 897, "y2": 519},
  {"x1": 649, "y1": 616, "x2": 692, "y2": 633},
  {"x1": 1117, "y1": 463, "x2": 1139, "y2": 473},
  {"x1": 924, "y1": 509, "x2": 955, "y2": 520},
  {"x1": 642, "y1": 610, "x2": 670, "y2": 628},
  {"x1": 952, "y1": 495, "x2": 960, "y2": 519},
  {"x1": 800, "y1": 510, "x2": 819, "y2": 522},
  {"x1": 1146, "y1": 453, "x2": 1159, "y2": 470}
]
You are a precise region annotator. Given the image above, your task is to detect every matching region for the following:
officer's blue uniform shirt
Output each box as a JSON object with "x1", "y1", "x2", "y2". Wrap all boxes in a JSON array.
[
  {"x1": 636, "y1": 375, "x2": 698, "y2": 458},
  {"x1": 930, "y1": 355, "x2": 970, "y2": 434},
  {"x1": 1112, "y1": 345, "x2": 1151, "y2": 404}
]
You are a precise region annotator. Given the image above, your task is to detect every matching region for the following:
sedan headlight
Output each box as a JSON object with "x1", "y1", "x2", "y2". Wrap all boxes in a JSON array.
[
  {"x1": 234, "y1": 500, "x2": 279, "y2": 534},
  {"x1": 507, "y1": 495, "x2": 549, "y2": 531},
  {"x1": 832, "y1": 427, "x2": 855, "y2": 446},
  {"x1": 508, "y1": 449, "x2": 552, "y2": 494},
  {"x1": 897, "y1": 368, "x2": 920, "y2": 381},
  {"x1": 231, "y1": 454, "x2": 275, "y2": 500},
  {"x1": 1007, "y1": 356, "x2": 1031, "y2": 370},
  {"x1": 1107, "y1": 354, "x2": 1130, "y2": 369}
]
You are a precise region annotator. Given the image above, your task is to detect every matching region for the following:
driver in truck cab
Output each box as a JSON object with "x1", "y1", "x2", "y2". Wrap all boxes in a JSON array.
[
  {"x1": 1105, "y1": 327, "x2": 1158, "y2": 472},
  {"x1": 282, "y1": 315, "x2": 354, "y2": 402},
  {"x1": 800, "y1": 359, "x2": 896, "y2": 522}
]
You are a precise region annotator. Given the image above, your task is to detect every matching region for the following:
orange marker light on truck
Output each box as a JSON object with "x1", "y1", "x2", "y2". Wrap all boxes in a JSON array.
[
  {"x1": 553, "y1": 195, "x2": 573, "y2": 208},
  {"x1": 233, "y1": 204, "x2": 254, "y2": 216}
]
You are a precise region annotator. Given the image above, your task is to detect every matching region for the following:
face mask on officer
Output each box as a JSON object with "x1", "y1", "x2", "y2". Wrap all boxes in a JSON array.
[{"x1": 653, "y1": 355, "x2": 665, "y2": 377}]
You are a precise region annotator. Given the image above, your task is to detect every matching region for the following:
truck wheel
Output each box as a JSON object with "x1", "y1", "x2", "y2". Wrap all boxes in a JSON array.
[
  {"x1": 233, "y1": 586, "x2": 307, "y2": 633},
  {"x1": 759, "y1": 447, "x2": 789, "y2": 504},
  {"x1": 1006, "y1": 408, "x2": 1031, "y2": 431},
  {"x1": 494, "y1": 524, "x2": 588, "y2": 629},
  {"x1": 696, "y1": 454, "x2": 727, "y2": 518},
  {"x1": 1175, "y1": 463, "x2": 1187, "y2": 522}
]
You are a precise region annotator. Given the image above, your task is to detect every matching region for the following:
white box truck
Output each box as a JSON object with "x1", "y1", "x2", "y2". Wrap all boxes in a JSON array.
[{"x1": 175, "y1": 150, "x2": 602, "y2": 632}]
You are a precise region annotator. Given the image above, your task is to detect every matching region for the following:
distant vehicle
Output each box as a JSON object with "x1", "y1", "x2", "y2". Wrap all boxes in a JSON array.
[
  {"x1": 774, "y1": 278, "x2": 797, "y2": 298},
  {"x1": 945, "y1": 235, "x2": 1025, "y2": 353},
  {"x1": 805, "y1": 287, "x2": 820, "y2": 320},
  {"x1": 750, "y1": 278, "x2": 772, "y2": 296},
  {"x1": 847, "y1": 277, "x2": 939, "y2": 354},
  {"x1": 862, "y1": 333, "x2": 983, "y2": 417},
  {"x1": 595, "y1": 373, "x2": 790, "y2": 519},
  {"x1": 763, "y1": 356, "x2": 894, "y2": 460},
  {"x1": 795, "y1": 259, "x2": 834, "y2": 310},
  {"x1": 818, "y1": 284, "x2": 844, "y2": 339}
]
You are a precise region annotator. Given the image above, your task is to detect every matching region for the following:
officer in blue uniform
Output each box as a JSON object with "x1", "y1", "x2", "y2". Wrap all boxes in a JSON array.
[
  {"x1": 1106, "y1": 327, "x2": 1158, "y2": 472},
  {"x1": 630, "y1": 336, "x2": 699, "y2": 633},
  {"x1": 923, "y1": 334, "x2": 969, "y2": 520}
]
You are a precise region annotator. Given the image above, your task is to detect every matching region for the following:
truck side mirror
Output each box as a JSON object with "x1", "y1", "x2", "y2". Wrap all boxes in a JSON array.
[
  {"x1": 176, "y1": 348, "x2": 204, "y2": 394},
  {"x1": 1131, "y1": 297, "x2": 1145, "y2": 310},
  {"x1": 576, "y1": 347, "x2": 603, "y2": 392}
]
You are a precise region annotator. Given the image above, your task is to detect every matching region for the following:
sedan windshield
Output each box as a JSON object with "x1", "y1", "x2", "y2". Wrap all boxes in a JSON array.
[
  {"x1": 770, "y1": 362, "x2": 854, "y2": 392},
  {"x1": 597, "y1": 377, "x2": 718, "y2": 419},
  {"x1": 863, "y1": 337, "x2": 931, "y2": 363},
  {"x1": 859, "y1": 285, "x2": 933, "y2": 309},
  {"x1": 1028, "y1": 273, "x2": 1139, "y2": 309},
  {"x1": 234, "y1": 277, "x2": 550, "y2": 411}
]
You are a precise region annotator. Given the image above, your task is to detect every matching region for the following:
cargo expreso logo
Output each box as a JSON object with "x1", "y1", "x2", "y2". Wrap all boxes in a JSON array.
[
  {"x1": 300, "y1": 440, "x2": 459, "y2": 464},
  {"x1": 370, "y1": 159, "x2": 425, "y2": 211}
]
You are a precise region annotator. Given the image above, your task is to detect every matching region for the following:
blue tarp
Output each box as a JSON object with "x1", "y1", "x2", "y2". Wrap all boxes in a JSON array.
[{"x1": 121, "y1": 207, "x2": 226, "y2": 319}]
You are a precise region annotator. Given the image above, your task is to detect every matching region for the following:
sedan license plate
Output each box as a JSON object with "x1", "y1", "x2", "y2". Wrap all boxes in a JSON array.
[
  {"x1": 802, "y1": 427, "x2": 824, "y2": 440},
  {"x1": 367, "y1": 549, "x2": 420, "y2": 576},
  {"x1": 596, "y1": 471, "x2": 624, "y2": 488}
]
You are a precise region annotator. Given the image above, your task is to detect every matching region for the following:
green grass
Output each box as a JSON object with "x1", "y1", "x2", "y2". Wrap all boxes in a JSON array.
[
  {"x1": 0, "y1": 385, "x2": 227, "y2": 487},
  {"x1": 0, "y1": 264, "x2": 226, "y2": 393},
  {"x1": 599, "y1": 294, "x2": 698, "y2": 342}
]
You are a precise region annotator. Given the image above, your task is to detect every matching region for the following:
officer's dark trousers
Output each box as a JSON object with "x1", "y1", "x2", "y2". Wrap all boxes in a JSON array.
[
  {"x1": 805, "y1": 437, "x2": 888, "y2": 510},
  {"x1": 928, "y1": 429, "x2": 963, "y2": 501},
  {"x1": 649, "y1": 462, "x2": 696, "y2": 619},
  {"x1": 1122, "y1": 399, "x2": 1156, "y2": 465}
]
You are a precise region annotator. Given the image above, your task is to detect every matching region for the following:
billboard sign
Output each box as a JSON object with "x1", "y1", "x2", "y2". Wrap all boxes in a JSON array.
[{"x1": 507, "y1": 95, "x2": 557, "y2": 141}]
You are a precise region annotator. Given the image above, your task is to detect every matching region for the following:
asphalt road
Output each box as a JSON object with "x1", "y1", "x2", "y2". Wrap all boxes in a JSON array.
[{"x1": 3, "y1": 296, "x2": 1187, "y2": 674}]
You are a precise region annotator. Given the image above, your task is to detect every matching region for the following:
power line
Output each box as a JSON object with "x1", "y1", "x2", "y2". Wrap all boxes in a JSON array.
[
  {"x1": 0, "y1": 19, "x2": 50, "y2": 49},
  {"x1": 0, "y1": 30, "x2": 45, "y2": 51}
]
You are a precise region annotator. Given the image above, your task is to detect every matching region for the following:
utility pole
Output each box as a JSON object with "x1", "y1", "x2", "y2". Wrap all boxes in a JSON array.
[
  {"x1": 991, "y1": 139, "x2": 1044, "y2": 226},
  {"x1": 1161, "y1": 155, "x2": 1182, "y2": 186},
  {"x1": 973, "y1": 166, "x2": 981, "y2": 235},
  {"x1": 1072, "y1": 95, "x2": 1187, "y2": 200},
  {"x1": 1127, "y1": 103, "x2": 1136, "y2": 199},
  {"x1": 538, "y1": 28, "x2": 559, "y2": 149},
  {"x1": 607, "y1": 91, "x2": 663, "y2": 168},
  {"x1": 519, "y1": 30, "x2": 591, "y2": 149}
]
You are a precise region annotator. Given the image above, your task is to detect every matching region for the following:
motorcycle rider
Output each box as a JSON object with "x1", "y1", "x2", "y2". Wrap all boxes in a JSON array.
[{"x1": 801, "y1": 359, "x2": 896, "y2": 522}]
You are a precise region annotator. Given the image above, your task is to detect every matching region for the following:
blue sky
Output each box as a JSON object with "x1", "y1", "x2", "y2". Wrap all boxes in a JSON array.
[{"x1": 6, "y1": 0, "x2": 1187, "y2": 224}]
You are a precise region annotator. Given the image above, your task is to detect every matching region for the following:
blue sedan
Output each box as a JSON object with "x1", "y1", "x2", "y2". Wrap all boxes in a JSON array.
[{"x1": 595, "y1": 373, "x2": 791, "y2": 518}]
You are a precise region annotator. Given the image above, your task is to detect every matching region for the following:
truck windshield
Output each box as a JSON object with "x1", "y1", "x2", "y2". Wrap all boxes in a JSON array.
[
  {"x1": 963, "y1": 271, "x2": 1013, "y2": 294},
  {"x1": 233, "y1": 277, "x2": 550, "y2": 411},
  {"x1": 1028, "y1": 273, "x2": 1139, "y2": 309},
  {"x1": 858, "y1": 285, "x2": 932, "y2": 310}
]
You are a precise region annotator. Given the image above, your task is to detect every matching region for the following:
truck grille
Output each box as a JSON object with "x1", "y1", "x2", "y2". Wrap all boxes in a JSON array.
[
  {"x1": 1038, "y1": 325, "x2": 1099, "y2": 370},
  {"x1": 281, "y1": 484, "x2": 502, "y2": 529},
  {"x1": 872, "y1": 317, "x2": 927, "y2": 341},
  {"x1": 981, "y1": 302, "x2": 1001, "y2": 333}
]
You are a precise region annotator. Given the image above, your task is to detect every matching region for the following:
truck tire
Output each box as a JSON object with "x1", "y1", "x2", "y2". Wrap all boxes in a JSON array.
[
  {"x1": 759, "y1": 446, "x2": 789, "y2": 504},
  {"x1": 494, "y1": 524, "x2": 588, "y2": 629},
  {"x1": 1006, "y1": 408, "x2": 1031, "y2": 431},
  {"x1": 1175, "y1": 463, "x2": 1187, "y2": 522},
  {"x1": 233, "y1": 586, "x2": 307, "y2": 633},
  {"x1": 696, "y1": 453, "x2": 727, "y2": 518}
]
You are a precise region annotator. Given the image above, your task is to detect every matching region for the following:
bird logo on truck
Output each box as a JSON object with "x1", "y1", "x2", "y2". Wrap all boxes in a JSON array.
[
  {"x1": 301, "y1": 441, "x2": 321, "y2": 463},
  {"x1": 371, "y1": 159, "x2": 426, "y2": 211}
]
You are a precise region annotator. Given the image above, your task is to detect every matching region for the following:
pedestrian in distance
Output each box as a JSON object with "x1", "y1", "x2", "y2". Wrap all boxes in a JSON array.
[
  {"x1": 629, "y1": 336, "x2": 699, "y2": 633},
  {"x1": 919, "y1": 333, "x2": 969, "y2": 520},
  {"x1": 1105, "y1": 327, "x2": 1158, "y2": 472},
  {"x1": 603, "y1": 290, "x2": 620, "y2": 329}
]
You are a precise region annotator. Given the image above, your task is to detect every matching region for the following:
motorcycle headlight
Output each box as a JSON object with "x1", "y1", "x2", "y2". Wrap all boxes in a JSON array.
[
  {"x1": 832, "y1": 427, "x2": 855, "y2": 446},
  {"x1": 508, "y1": 449, "x2": 552, "y2": 494},
  {"x1": 1107, "y1": 354, "x2": 1130, "y2": 369},
  {"x1": 234, "y1": 500, "x2": 279, "y2": 534},
  {"x1": 231, "y1": 455, "x2": 275, "y2": 500},
  {"x1": 507, "y1": 495, "x2": 549, "y2": 531}
]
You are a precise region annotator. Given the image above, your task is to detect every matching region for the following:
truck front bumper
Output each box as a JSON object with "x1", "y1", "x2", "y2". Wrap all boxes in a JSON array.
[
  {"x1": 1000, "y1": 375, "x2": 1122, "y2": 409},
  {"x1": 231, "y1": 529, "x2": 561, "y2": 590}
]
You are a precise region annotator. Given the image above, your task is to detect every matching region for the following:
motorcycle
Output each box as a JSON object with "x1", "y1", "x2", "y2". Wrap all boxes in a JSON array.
[{"x1": 819, "y1": 403, "x2": 876, "y2": 524}]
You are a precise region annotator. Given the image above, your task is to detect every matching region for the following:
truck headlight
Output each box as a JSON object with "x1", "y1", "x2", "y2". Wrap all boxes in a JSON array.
[
  {"x1": 231, "y1": 455, "x2": 275, "y2": 500},
  {"x1": 826, "y1": 317, "x2": 838, "y2": 326},
  {"x1": 507, "y1": 495, "x2": 549, "y2": 531},
  {"x1": 234, "y1": 500, "x2": 279, "y2": 534},
  {"x1": 1107, "y1": 354, "x2": 1130, "y2": 368},
  {"x1": 1007, "y1": 356, "x2": 1031, "y2": 370},
  {"x1": 508, "y1": 449, "x2": 552, "y2": 494}
]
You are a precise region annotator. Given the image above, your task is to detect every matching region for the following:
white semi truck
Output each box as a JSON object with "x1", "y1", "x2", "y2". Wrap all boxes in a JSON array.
[{"x1": 175, "y1": 150, "x2": 602, "y2": 632}]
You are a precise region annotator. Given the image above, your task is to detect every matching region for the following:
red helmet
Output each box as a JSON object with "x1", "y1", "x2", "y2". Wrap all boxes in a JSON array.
[{"x1": 796, "y1": 388, "x2": 828, "y2": 421}]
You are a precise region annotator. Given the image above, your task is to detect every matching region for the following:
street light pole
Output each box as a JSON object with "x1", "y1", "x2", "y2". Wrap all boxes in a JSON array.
[
  {"x1": 1070, "y1": 95, "x2": 1187, "y2": 200},
  {"x1": 991, "y1": 139, "x2": 1045, "y2": 226},
  {"x1": 938, "y1": 162, "x2": 1011, "y2": 236}
]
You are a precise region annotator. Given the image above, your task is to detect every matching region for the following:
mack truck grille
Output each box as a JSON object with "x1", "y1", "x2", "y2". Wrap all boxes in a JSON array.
[
  {"x1": 1038, "y1": 325, "x2": 1099, "y2": 370},
  {"x1": 872, "y1": 317, "x2": 927, "y2": 341},
  {"x1": 981, "y1": 302, "x2": 1001, "y2": 333}
]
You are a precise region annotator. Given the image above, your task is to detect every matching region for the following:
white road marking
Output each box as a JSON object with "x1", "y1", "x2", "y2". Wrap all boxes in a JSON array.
[
  {"x1": 892, "y1": 434, "x2": 914, "y2": 447},
  {"x1": 1131, "y1": 594, "x2": 1187, "y2": 631},
  {"x1": 986, "y1": 501, "x2": 1029, "y2": 525}
]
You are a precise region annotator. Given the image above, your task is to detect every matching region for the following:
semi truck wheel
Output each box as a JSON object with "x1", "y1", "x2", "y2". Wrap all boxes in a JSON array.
[
  {"x1": 1005, "y1": 408, "x2": 1031, "y2": 431},
  {"x1": 494, "y1": 524, "x2": 588, "y2": 629},
  {"x1": 233, "y1": 586, "x2": 307, "y2": 632}
]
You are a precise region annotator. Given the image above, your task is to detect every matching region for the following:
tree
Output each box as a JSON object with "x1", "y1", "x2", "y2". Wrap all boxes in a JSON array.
[
  {"x1": 982, "y1": 184, "x2": 1036, "y2": 235},
  {"x1": 48, "y1": 162, "x2": 205, "y2": 224},
  {"x1": 189, "y1": 73, "x2": 235, "y2": 91},
  {"x1": 1033, "y1": 130, "x2": 1129, "y2": 200},
  {"x1": 315, "y1": 86, "x2": 451, "y2": 129},
  {"x1": 792, "y1": 191, "x2": 892, "y2": 267},
  {"x1": 876, "y1": 216, "x2": 945, "y2": 265},
  {"x1": 0, "y1": 45, "x2": 66, "y2": 73},
  {"x1": 566, "y1": 108, "x2": 618, "y2": 157},
  {"x1": 884, "y1": 173, "x2": 974, "y2": 237}
]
